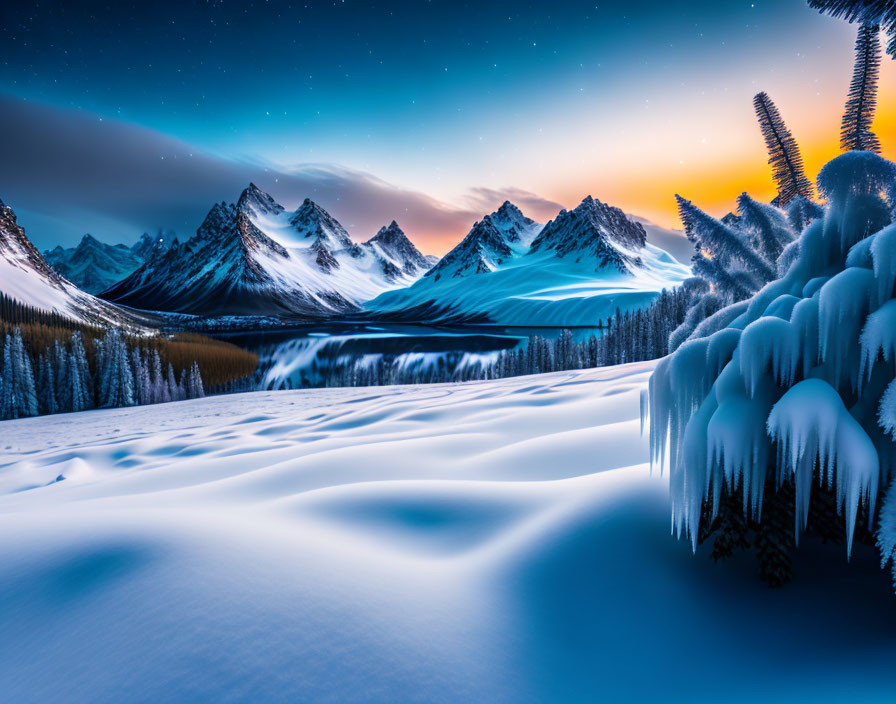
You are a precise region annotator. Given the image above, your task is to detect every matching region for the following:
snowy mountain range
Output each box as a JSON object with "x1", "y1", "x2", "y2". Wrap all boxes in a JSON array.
[
  {"x1": 367, "y1": 196, "x2": 691, "y2": 326},
  {"x1": 44, "y1": 232, "x2": 170, "y2": 294},
  {"x1": 2, "y1": 183, "x2": 690, "y2": 329},
  {"x1": 0, "y1": 198, "x2": 150, "y2": 328},
  {"x1": 101, "y1": 184, "x2": 435, "y2": 317}
]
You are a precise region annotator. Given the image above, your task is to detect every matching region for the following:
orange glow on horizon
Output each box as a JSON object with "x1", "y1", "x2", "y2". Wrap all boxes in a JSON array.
[
  {"x1": 569, "y1": 60, "x2": 896, "y2": 233},
  {"x1": 414, "y1": 57, "x2": 896, "y2": 255}
]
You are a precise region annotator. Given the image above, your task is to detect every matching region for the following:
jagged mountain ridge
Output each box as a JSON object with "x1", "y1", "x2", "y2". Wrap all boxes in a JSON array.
[
  {"x1": 131, "y1": 232, "x2": 173, "y2": 262},
  {"x1": 529, "y1": 196, "x2": 647, "y2": 270},
  {"x1": 101, "y1": 184, "x2": 434, "y2": 317}
]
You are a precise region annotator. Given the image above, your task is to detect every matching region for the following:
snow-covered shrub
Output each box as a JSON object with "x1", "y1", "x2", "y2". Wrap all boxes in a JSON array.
[{"x1": 647, "y1": 151, "x2": 896, "y2": 587}]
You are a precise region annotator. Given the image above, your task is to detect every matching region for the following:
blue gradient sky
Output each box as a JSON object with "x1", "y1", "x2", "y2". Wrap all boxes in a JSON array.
[{"x1": 0, "y1": 1, "x2": 892, "y2": 252}]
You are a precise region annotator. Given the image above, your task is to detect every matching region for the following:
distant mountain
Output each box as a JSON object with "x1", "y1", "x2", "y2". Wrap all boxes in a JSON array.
[
  {"x1": 366, "y1": 197, "x2": 691, "y2": 326},
  {"x1": 427, "y1": 201, "x2": 541, "y2": 281},
  {"x1": 365, "y1": 221, "x2": 432, "y2": 279},
  {"x1": 131, "y1": 232, "x2": 173, "y2": 262},
  {"x1": 44, "y1": 232, "x2": 173, "y2": 294},
  {"x1": 0, "y1": 198, "x2": 147, "y2": 327},
  {"x1": 44, "y1": 235, "x2": 143, "y2": 294},
  {"x1": 101, "y1": 184, "x2": 434, "y2": 317}
]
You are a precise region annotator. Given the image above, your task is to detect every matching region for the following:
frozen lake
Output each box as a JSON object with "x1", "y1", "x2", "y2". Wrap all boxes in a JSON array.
[{"x1": 219, "y1": 322, "x2": 602, "y2": 389}]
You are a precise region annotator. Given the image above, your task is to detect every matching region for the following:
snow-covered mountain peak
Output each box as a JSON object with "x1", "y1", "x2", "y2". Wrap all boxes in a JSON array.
[
  {"x1": 289, "y1": 198, "x2": 352, "y2": 243},
  {"x1": 368, "y1": 193, "x2": 690, "y2": 325},
  {"x1": 77, "y1": 233, "x2": 101, "y2": 247},
  {"x1": 192, "y1": 201, "x2": 238, "y2": 250},
  {"x1": 0, "y1": 199, "x2": 55, "y2": 276},
  {"x1": 369, "y1": 220, "x2": 404, "y2": 245},
  {"x1": 425, "y1": 202, "x2": 543, "y2": 281},
  {"x1": 187, "y1": 198, "x2": 289, "y2": 265},
  {"x1": 44, "y1": 231, "x2": 171, "y2": 295},
  {"x1": 365, "y1": 221, "x2": 431, "y2": 278},
  {"x1": 488, "y1": 200, "x2": 540, "y2": 245},
  {"x1": 529, "y1": 195, "x2": 647, "y2": 271},
  {"x1": 238, "y1": 182, "x2": 285, "y2": 219},
  {"x1": 69, "y1": 234, "x2": 127, "y2": 263}
]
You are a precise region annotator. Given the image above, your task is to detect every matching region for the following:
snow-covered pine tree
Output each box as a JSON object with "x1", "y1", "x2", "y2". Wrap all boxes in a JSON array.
[
  {"x1": 69, "y1": 332, "x2": 93, "y2": 410},
  {"x1": 0, "y1": 336, "x2": 10, "y2": 420},
  {"x1": 809, "y1": 0, "x2": 896, "y2": 58},
  {"x1": 753, "y1": 92, "x2": 815, "y2": 205},
  {"x1": 68, "y1": 349, "x2": 90, "y2": 413},
  {"x1": 187, "y1": 361, "x2": 205, "y2": 399},
  {"x1": 646, "y1": 151, "x2": 896, "y2": 587},
  {"x1": 131, "y1": 348, "x2": 151, "y2": 405},
  {"x1": 167, "y1": 363, "x2": 181, "y2": 401},
  {"x1": 98, "y1": 328, "x2": 135, "y2": 408},
  {"x1": 51, "y1": 340, "x2": 69, "y2": 412},
  {"x1": 736, "y1": 193, "x2": 797, "y2": 264},
  {"x1": 37, "y1": 352, "x2": 58, "y2": 415},
  {"x1": 16, "y1": 330, "x2": 38, "y2": 418},
  {"x1": 672, "y1": 193, "x2": 801, "y2": 352},
  {"x1": 841, "y1": 22, "x2": 882, "y2": 153},
  {"x1": 150, "y1": 349, "x2": 169, "y2": 403},
  {"x1": 677, "y1": 195, "x2": 776, "y2": 286},
  {"x1": 0, "y1": 329, "x2": 38, "y2": 419}
]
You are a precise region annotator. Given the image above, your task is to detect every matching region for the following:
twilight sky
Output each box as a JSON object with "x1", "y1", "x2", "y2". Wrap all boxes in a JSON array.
[{"x1": 0, "y1": 0, "x2": 893, "y2": 253}]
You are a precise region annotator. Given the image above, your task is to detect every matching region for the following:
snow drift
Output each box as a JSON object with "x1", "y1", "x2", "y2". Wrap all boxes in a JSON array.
[{"x1": 2, "y1": 364, "x2": 894, "y2": 701}]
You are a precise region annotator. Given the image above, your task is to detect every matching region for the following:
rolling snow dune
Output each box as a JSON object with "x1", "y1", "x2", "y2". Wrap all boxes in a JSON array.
[{"x1": 1, "y1": 365, "x2": 895, "y2": 702}]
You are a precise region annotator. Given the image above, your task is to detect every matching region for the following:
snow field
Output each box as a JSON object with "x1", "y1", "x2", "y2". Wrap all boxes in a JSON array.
[{"x1": 1, "y1": 363, "x2": 894, "y2": 702}]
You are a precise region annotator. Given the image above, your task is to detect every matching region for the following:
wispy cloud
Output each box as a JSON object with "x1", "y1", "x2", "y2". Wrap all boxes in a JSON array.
[
  {"x1": 462, "y1": 187, "x2": 564, "y2": 224},
  {"x1": 0, "y1": 96, "x2": 561, "y2": 254}
]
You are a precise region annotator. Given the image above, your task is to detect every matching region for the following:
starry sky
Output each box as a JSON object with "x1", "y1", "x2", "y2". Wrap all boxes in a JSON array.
[{"x1": 0, "y1": 1, "x2": 894, "y2": 253}]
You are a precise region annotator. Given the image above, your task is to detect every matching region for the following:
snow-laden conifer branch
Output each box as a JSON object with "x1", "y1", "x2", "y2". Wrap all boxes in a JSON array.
[
  {"x1": 809, "y1": 0, "x2": 896, "y2": 58},
  {"x1": 841, "y1": 23, "x2": 882, "y2": 153},
  {"x1": 677, "y1": 196, "x2": 775, "y2": 281},
  {"x1": 737, "y1": 193, "x2": 795, "y2": 264},
  {"x1": 752, "y1": 92, "x2": 814, "y2": 206}
]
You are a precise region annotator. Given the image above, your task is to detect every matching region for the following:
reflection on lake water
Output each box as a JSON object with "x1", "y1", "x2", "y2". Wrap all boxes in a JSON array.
[{"x1": 219, "y1": 323, "x2": 601, "y2": 390}]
